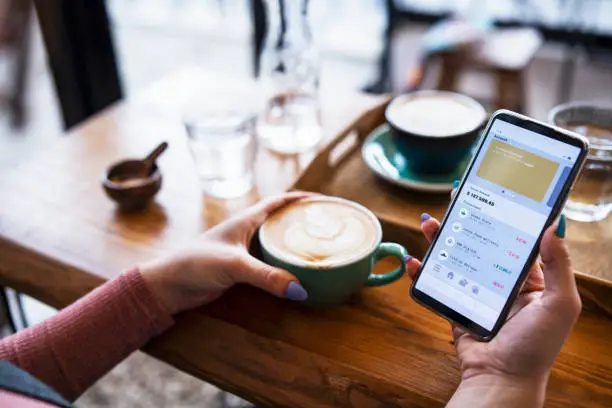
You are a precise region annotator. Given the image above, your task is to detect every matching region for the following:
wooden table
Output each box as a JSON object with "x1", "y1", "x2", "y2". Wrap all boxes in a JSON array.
[{"x1": 0, "y1": 67, "x2": 611, "y2": 407}]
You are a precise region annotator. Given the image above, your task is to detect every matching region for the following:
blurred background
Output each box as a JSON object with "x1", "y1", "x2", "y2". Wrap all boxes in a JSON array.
[
  {"x1": 1, "y1": 0, "x2": 611, "y2": 406},
  {"x1": 2, "y1": 0, "x2": 612, "y2": 148}
]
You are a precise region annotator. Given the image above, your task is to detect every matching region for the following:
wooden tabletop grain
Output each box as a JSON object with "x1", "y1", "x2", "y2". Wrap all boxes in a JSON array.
[{"x1": 0, "y1": 67, "x2": 611, "y2": 407}]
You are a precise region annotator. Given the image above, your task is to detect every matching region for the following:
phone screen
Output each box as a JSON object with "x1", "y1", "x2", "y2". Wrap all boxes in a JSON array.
[{"x1": 414, "y1": 116, "x2": 582, "y2": 332}]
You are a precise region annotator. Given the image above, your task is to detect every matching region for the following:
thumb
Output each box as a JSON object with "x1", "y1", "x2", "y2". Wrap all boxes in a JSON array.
[
  {"x1": 243, "y1": 192, "x2": 314, "y2": 225},
  {"x1": 539, "y1": 215, "x2": 580, "y2": 306},
  {"x1": 236, "y1": 257, "x2": 308, "y2": 301}
]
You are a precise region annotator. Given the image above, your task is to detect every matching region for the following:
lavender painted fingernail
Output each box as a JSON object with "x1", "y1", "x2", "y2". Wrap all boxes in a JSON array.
[
  {"x1": 421, "y1": 213, "x2": 431, "y2": 222},
  {"x1": 404, "y1": 254, "x2": 413, "y2": 263},
  {"x1": 285, "y1": 281, "x2": 308, "y2": 301}
]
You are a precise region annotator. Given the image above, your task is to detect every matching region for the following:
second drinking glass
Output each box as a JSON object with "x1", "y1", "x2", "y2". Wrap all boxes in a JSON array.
[
  {"x1": 184, "y1": 109, "x2": 257, "y2": 199},
  {"x1": 258, "y1": 0, "x2": 323, "y2": 155}
]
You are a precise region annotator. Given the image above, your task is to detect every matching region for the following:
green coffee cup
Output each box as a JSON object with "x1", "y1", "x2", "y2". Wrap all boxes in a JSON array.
[{"x1": 259, "y1": 196, "x2": 408, "y2": 307}]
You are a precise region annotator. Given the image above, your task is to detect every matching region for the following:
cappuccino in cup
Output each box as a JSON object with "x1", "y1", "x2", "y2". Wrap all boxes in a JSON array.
[
  {"x1": 386, "y1": 93, "x2": 485, "y2": 137},
  {"x1": 259, "y1": 196, "x2": 408, "y2": 306},
  {"x1": 260, "y1": 198, "x2": 380, "y2": 267},
  {"x1": 385, "y1": 91, "x2": 486, "y2": 174}
]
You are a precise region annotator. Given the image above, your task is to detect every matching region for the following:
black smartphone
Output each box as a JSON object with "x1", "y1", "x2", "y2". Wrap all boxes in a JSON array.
[{"x1": 410, "y1": 110, "x2": 589, "y2": 341}]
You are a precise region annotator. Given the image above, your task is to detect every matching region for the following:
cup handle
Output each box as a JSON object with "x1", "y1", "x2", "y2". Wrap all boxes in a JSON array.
[{"x1": 365, "y1": 242, "x2": 408, "y2": 287}]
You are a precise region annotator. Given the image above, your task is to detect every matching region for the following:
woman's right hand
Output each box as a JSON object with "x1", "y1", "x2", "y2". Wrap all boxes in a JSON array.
[
  {"x1": 140, "y1": 192, "x2": 312, "y2": 315},
  {"x1": 406, "y1": 212, "x2": 582, "y2": 407}
]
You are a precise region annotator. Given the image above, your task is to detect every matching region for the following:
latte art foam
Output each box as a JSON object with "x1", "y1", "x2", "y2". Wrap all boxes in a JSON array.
[{"x1": 261, "y1": 198, "x2": 380, "y2": 267}]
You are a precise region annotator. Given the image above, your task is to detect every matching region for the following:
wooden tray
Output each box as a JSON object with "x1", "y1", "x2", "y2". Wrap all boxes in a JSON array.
[{"x1": 292, "y1": 100, "x2": 612, "y2": 318}]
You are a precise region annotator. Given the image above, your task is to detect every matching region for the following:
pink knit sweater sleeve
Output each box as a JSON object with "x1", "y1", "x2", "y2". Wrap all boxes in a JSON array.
[{"x1": 0, "y1": 268, "x2": 174, "y2": 401}]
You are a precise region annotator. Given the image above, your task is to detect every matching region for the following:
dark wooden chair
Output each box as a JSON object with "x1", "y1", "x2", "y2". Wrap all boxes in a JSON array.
[
  {"x1": 422, "y1": 27, "x2": 543, "y2": 113},
  {"x1": 0, "y1": 0, "x2": 32, "y2": 128}
]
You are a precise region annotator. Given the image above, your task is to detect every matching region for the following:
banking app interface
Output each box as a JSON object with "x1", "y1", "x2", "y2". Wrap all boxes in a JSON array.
[{"x1": 415, "y1": 119, "x2": 581, "y2": 330}]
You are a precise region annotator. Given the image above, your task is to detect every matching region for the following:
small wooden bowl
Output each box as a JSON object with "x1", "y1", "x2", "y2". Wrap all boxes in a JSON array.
[{"x1": 102, "y1": 160, "x2": 162, "y2": 212}]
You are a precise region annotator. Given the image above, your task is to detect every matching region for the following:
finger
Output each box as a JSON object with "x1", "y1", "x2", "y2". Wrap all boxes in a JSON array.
[
  {"x1": 420, "y1": 214, "x2": 441, "y2": 243},
  {"x1": 539, "y1": 216, "x2": 579, "y2": 304},
  {"x1": 451, "y1": 323, "x2": 477, "y2": 348},
  {"x1": 507, "y1": 291, "x2": 538, "y2": 320},
  {"x1": 451, "y1": 323, "x2": 467, "y2": 340},
  {"x1": 235, "y1": 257, "x2": 308, "y2": 301},
  {"x1": 245, "y1": 191, "x2": 315, "y2": 224},
  {"x1": 406, "y1": 257, "x2": 422, "y2": 280},
  {"x1": 257, "y1": 191, "x2": 314, "y2": 216},
  {"x1": 521, "y1": 262, "x2": 545, "y2": 293}
]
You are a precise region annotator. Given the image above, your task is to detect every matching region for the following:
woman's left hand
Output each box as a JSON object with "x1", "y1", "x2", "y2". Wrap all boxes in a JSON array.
[
  {"x1": 140, "y1": 192, "x2": 312, "y2": 314},
  {"x1": 405, "y1": 207, "x2": 580, "y2": 406}
]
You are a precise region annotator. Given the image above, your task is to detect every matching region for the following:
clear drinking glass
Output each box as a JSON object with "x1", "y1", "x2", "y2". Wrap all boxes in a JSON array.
[
  {"x1": 257, "y1": 0, "x2": 323, "y2": 154},
  {"x1": 550, "y1": 103, "x2": 612, "y2": 222},
  {"x1": 184, "y1": 112, "x2": 257, "y2": 199},
  {"x1": 565, "y1": 143, "x2": 612, "y2": 222}
]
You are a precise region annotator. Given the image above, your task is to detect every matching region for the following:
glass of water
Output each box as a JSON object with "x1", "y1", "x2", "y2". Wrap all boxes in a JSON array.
[
  {"x1": 565, "y1": 144, "x2": 612, "y2": 222},
  {"x1": 550, "y1": 103, "x2": 612, "y2": 222},
  {"x1": 184, "y1": 111, "x2": 257, "y2": 199}
]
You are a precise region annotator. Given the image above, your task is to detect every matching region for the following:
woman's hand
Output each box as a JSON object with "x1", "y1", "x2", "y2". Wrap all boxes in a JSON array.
[
  {"x1": 406, "y1": 206, "x2": 581, "y2": 406},
  {"x1": 140, "y1": 192, "x2": 312, "y2": 315}
]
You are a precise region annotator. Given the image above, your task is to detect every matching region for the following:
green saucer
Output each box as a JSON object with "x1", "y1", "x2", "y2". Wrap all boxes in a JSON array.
[{"x1": 362, "y1": 125, "x2": 471, "y2": 193}]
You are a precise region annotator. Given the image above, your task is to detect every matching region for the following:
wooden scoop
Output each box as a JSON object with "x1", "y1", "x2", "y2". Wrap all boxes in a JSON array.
[{"x1": 140, "y1": 141, "x2": 168, "y2": 178}]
